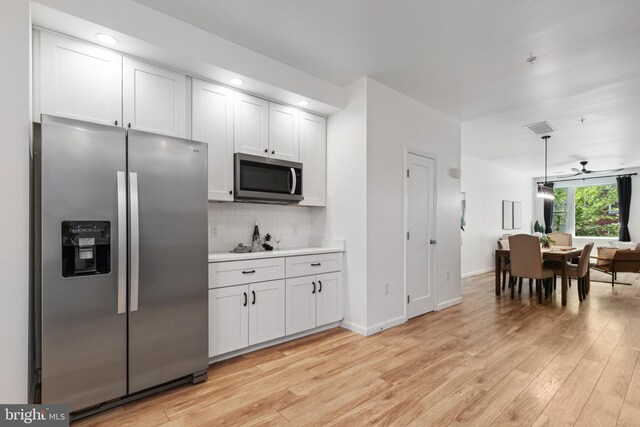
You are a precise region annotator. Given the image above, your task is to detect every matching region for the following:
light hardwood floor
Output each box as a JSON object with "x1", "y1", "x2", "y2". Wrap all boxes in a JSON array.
[{"x1": 76, "y1": 273, "x2": 640, "y2": 426}]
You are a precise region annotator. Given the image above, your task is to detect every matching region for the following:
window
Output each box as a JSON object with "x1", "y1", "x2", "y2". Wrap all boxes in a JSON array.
[
  {"x1": 552, "y1": 188, "x2": 568, "y2": 233},
  {"x1": 575, "y1": 184, "x2": 619, "y2": 237},
  {"x1": 552, "y1": 183, "x2": 619, "y2": 237}
]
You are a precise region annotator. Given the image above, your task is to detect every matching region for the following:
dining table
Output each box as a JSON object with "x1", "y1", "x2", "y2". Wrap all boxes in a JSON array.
[{"x1": 494, "y1": 247, "x2": 583, "y2": 306}]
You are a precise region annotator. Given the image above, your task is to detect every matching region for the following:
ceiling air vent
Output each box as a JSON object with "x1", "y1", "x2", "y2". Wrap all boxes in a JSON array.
[{"x1": 523, "y1": 121, "x2": 555, "y2": 135}]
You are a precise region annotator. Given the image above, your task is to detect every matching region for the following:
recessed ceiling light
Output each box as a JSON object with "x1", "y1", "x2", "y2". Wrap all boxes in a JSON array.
[
  {"x1": 96, "y1": 33, "x2": 118, "y2": 45},
  {"x1": 297, "y1": 100, "x2": 309, "y2": 107},
  {"x1": 229, "y1": 77, "x2": 244, "y2": 86}
]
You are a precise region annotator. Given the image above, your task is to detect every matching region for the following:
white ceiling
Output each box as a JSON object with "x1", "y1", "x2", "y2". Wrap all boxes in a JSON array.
[{"x1": 133, "y1": 0, "x2": 640, "y2": 175}]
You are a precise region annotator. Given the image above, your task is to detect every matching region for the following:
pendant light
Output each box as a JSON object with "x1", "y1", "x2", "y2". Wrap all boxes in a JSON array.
[{"x1": 537, "y1": 135, "x2": 555, "y2": 200}]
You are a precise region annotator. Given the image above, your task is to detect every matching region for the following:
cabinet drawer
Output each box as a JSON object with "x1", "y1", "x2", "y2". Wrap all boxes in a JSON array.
[
  {"x1": 209, "y1": 258, "x2": 285, "y2": 288},
  {"x1": 285, "y1": 253, "x2": 343, "y2": 278}
]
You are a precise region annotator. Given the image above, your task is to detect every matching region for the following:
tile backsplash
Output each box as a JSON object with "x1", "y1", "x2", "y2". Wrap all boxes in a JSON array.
[{"x1": 208, "y1": 202, "x2": 312, "y2": 253}]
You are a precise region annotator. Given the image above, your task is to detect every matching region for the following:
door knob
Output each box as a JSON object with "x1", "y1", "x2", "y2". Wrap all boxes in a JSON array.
[{"x1": 430, "y1": 239, "x2": 437, "y2": 244}]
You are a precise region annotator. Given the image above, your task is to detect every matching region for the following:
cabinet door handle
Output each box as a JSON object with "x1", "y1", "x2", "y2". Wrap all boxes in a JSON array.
[
  {"x1": 127, "y1": 123, "x2": 132, "y2": 128},
  {"x1": 114, "y1": 120, "x2": 118, "y2": 126},
  {"x1": 242, "y1": 270, "x2": 256, "y2": 274},
  {"x1": 243, "y1": 292, "x2": 247, "y2": 307},
  {"x1": 312, "y1": 282, "x2": 316, "y2": 294},
  {"x1": 318, "y1": 280, "x2": 322, "y2": 293},
  {"x1": 271, "y1": 150, "x2": 275, "y2": 155},
  {"x1": 311, "y1": 263, "x2": 321, "y2": 267},
  {"x1": 252, "y1": 290, "x2": 256, "y2": 305},
  {"x1": 264, "y1": 148, "x2": 268, "y2": 153}
]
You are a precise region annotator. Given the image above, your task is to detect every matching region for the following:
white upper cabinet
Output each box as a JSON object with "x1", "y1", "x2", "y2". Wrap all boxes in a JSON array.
[
  {"x1": 123, "y1": 57, "x2": 186, "y2": 138},
  {"x1": 192, "y1": 79, "x2": 234, "y2": 201},
  {"x1": 39, "y1": 32, "x2": 122, "y2": 126},
  {"x1": 233, "y1": 92, "x2": 269, "y2": 157},
  {"x1": 298, "y1": 112, "x2": 327, "y2": 206},
  {"x1": 268, "y1": 103, "x2": 299, "y2": 162}
]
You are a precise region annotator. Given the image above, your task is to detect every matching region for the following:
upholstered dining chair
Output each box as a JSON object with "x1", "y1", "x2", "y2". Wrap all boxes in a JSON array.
[
  {"x1": 497, "y1": 239, "x2": 511, "y2": 291},
  {"x1": 548, "y1": 232, "x2": 572, "y2": 247},
  {"x1": 566, "y1": 243, "x2": 594, "y2": 302},
  {"x1": 508, "y1": 234, "x2": 557, "y2": 303}
]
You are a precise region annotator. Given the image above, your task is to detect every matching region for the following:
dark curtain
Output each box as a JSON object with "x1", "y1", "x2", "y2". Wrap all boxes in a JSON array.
[
  {"x1": 617, "y1": 176, "x2": 632, "y2": 241},
  {"x1": 543, "y1": 182, "x2": 554, "y2": 233}
]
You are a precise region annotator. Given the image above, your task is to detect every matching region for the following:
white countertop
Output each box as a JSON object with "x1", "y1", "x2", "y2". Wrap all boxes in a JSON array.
[{"x1": 209, "y1": 247, "x2": 344, "y2": 263}]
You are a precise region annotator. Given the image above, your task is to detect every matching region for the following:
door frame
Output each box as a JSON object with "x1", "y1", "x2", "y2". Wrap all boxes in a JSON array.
[{"x1": 403, "y1": 147, "x2": 438, "y2": 319}]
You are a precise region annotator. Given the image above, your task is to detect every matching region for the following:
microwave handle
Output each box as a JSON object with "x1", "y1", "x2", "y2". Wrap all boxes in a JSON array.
[{"x1": 290, "y1": 168, "x2": 297, "y2": 195}]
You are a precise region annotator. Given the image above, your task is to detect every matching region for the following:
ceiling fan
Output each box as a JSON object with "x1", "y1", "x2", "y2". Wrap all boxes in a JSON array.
[{"x1": 562, "y1": 160, "x2": 624, "y2": 177}]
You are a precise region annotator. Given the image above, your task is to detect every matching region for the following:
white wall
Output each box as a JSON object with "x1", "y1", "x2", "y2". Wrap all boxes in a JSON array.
[
  {"x1": 208, "y1": 202, "x2": 313, "y2": 253},
  {"x1": 366, "y1": 78, "x2": 462, "y2": 328},
  {"x1": 0, "y1": 0, "x2": 31, "y2": 403},
  {"x1": 461, "y1": 155, "x2": 534, "y2": 277},
  {"x1": 312, "y1": 78, "x2": 368, "y2": 332}
]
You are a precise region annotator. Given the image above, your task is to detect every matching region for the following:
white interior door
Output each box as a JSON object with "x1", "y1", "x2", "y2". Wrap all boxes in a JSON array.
[
  {"x1": 192, "y1": 79, "x2": 234, "y2": 201},
  {"x1": 406, "y1": 153, "x2": 435, "y2": 318},
  {"x1": 208, "y1": 286, "x2": 249, "y2": 357},
  {"x1": 285, "y1": 276, "x2": 317, "y2": 335},
  {"x1": 248, "y1": 280, "x2": 285, "y2": 345},
  {"x1": 123, "y1": 57, "x2": 186, "y2": 137},
  {"x1": 39, "y1": 31, "x2": 122, "y2": 126}
]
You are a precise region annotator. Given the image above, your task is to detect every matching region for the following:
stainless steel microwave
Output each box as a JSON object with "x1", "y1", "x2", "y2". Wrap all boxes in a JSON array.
[{"x1": 234, "y1": 153, "x2": 303, "y2": 204}]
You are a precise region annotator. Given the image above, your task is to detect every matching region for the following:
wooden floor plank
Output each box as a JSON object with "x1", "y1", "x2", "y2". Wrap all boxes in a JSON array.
[
  {"x1": 617, "y1": 355, "x2": 640, "y2": 427},
  {"x1": 72, "y1": 273, "x2": 640, "y2": 427}
]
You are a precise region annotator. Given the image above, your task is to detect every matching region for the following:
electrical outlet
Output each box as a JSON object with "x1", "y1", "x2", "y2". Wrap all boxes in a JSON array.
[
  {"x1": 292, "y1": 225, "x2": 298, "y2": 235},
  {"x1": 446, "y1": 271, "x2": 450, "y2": 280},
  {"x1": 210, "y1": 225, "x2": 218, "y2": 237},
  {"x1": 384, "y1": 283, "x2": 390, "y2": 295}
]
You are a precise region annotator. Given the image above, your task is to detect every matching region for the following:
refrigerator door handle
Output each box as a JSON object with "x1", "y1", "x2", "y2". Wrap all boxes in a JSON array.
[
  {"x1": 116, "y1": 171, "x2": 127, "y2": 314},
  {"x1": 129, "y1": 171, "x2": 140, "y2": 312}
]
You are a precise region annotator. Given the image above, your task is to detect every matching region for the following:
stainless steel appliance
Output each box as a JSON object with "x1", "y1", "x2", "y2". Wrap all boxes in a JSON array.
[
  {"x1": 34, "y1": 115, "x2": 208, "y2": 415},
  {"x1": 234, "y1": 153, "x2": 303, "y2": 204}
]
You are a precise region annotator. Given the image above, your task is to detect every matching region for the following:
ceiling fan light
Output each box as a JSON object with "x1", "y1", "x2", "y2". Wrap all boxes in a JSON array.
[{"x1": 537, "y1": 184, "x2": 555, "y2": 200}]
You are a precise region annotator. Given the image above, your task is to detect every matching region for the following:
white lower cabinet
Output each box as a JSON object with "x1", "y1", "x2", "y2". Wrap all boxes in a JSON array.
[
  {"x1": 316, "y1": 273, "x2": 343, "y2": 326},
  {"x1": 208, "y1": 285, "x2": 249, "y2": 357},
  {"x1": 285, "y1": 276, "x2": 317, "y2": 335},
  {"x1": 209, "y1": 253, "x2": 343, "y2": 358},
  {"x1": 248, "y1": 280, "x2": 286, "y2": 346},
  {"x1": 286, "y1": 272, "x2": 342, "y2": 335},
  {"x1": 209, "y1": 280, "x2": 285, "y2": 357}
]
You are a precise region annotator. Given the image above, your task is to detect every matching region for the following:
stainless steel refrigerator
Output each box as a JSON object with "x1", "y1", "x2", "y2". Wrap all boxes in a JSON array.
[{"x1": 34, "y1": 115, "x2": 208, "y2": 414}]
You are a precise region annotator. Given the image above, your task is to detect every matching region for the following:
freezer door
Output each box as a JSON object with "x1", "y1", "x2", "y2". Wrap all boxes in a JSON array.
[
  {"x1": 39, "y1": 115, "x2": 127, "y2": 411},
  {"x1": 127, "y1": 129, "x2": 209, "y2": 393}
]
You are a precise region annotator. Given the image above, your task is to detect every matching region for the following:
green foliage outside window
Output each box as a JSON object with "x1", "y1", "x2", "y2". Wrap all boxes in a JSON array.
[
  {"x1": 575, "y1": 184, "x2": 619, "y2": 237},
  {"x1": 552, "y1": 184, "x2": 619, "y2": 237},
  {"x1": 552, "y1": 188, "x2": 568, "y2": 233}
]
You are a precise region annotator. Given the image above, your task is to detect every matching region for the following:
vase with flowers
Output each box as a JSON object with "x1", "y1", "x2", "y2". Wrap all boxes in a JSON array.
[{"x1": 539, "y1": 234, "x2": 555, "y2": 248}]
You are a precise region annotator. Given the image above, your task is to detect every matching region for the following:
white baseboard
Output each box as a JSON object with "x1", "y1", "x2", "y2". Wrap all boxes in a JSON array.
[
  {"x1": 437, "y1": 297, "x2": 462, "y2": 310},
  {"x1": 365, "y1": 315, "x2": 407, "y2": 336},
  {"x1": 461, "y1": 267, "x2": 494, "y2": 279},
  {"x1": 339, "y1": 320, "x2": 368, "y2": 336},
  {"x1": 342, "y1": 315, "x2": 407, "y2": 336}
]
